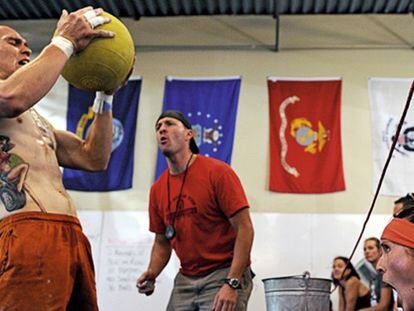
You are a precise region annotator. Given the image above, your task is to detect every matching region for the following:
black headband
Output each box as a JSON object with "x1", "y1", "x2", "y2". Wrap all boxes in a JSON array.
[{"x1": 156, "y1": 110, "x2": 199, "y2": 154}]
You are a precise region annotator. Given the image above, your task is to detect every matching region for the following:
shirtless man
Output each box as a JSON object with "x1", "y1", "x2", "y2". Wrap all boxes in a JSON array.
[{"x1": 0, "y1": 7, "x2": 124, "y2": 310}]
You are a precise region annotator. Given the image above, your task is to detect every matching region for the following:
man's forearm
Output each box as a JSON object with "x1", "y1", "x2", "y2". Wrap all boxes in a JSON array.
[
  {"x1": 227, "y1": 224, "x2": 254, "y2": 279},
  {"x1": 83, "y1": 111, "x2": 113, "y2": 169},
  {"x1": 0, "y1": 45, "x2": 67, "y2": 118},
  {"x1": 55, "y1": 109, "x2": 113, "y2": 171},
  {"x1": 148, "y1": 238, "x2": 172, "y2": 278}
]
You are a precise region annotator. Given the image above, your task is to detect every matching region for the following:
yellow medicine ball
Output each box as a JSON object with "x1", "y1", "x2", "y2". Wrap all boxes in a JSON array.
[{"x1": 61, "y1": 12, "x2": 135, "y2": 92}]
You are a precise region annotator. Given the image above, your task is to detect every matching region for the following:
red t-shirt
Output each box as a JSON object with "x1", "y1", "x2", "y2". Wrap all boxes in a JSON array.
[{"x1": 149, "y1": 155, "x2": 249, "y2": 276}]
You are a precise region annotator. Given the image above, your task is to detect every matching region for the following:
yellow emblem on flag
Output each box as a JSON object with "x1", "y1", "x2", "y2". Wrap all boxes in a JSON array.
[
  {"x1": 76, "y1": 107, "x2": 94, "y2": 139},
  {"x1": 290, "y1": 118, "x2": 329, "y2": 154}
]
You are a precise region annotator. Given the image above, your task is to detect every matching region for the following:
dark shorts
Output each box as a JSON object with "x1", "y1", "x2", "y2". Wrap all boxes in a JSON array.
[{"x1": 0, "y1": 212, "x2": 98, "y2": 311}]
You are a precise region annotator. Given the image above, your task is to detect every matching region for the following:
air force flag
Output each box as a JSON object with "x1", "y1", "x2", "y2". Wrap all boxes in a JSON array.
[
  {"x1": 63, "y1": 78, "x2": 141, "y2": 191},
  {"x1": 155, "y1": 76, "x2": 241, "y2": 180}
]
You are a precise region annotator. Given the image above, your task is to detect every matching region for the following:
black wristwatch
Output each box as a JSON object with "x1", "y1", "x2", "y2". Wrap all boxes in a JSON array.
[{"x1": 224, "y1": 278, "x2": 242, "y2": 290}]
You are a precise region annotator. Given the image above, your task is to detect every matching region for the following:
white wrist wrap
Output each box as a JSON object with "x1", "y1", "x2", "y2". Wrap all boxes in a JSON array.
[
  {"x1": 92, "y1": 91, "x2": 113, "y2": 114},
  {"x1": 50, "y1": 36, "x2": 74, "y2": 58}
]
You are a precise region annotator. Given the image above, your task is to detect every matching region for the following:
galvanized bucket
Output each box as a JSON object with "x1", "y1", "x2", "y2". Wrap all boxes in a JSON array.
[{"x1": 262, "y1": 271, "x2": 332, "y2": 311}]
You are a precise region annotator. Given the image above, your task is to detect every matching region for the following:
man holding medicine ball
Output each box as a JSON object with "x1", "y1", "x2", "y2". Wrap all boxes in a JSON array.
[{"x1": 0, "y1": 6, "x2": 129, "y2": 310}]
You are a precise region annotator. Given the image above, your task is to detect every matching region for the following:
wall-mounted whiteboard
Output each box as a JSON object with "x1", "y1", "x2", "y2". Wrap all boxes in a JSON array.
[{"x1": 77, "y1": 211, "x2": 390, "y2": 311}]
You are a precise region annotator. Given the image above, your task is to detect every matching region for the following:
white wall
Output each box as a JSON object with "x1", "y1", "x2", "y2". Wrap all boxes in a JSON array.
[{"x1": 77, "y1": 211, "x2": 391, "y2": 311}]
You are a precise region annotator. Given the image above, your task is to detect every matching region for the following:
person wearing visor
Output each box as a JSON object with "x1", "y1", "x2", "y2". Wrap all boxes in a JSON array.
[
  {"x1": 137, "y1": 110, "x2": 254, "y2": 311},
  {"x1": 377, "y1": 205, "x2": 414, "y2": 311}
]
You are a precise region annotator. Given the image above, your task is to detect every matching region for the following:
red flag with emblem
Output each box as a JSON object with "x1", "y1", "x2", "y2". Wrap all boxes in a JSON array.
[{"x1": 268, "y1": 78, "x2": 345, "y2": 193}]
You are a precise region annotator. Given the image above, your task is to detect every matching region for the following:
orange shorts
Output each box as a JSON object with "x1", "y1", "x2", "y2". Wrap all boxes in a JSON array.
[{"x1": 0, "y1": 212, "x2": 98, "y2": 311}]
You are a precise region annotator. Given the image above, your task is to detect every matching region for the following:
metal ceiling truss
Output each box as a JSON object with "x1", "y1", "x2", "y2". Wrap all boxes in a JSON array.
[{"x1": 272, "y1": 0, "x2": 414, "y2": 50}]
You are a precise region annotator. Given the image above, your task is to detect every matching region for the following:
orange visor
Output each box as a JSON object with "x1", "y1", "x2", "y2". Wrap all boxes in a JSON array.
[{"x1": 381, "y1": 218, "x2": 414, "y2": 249}]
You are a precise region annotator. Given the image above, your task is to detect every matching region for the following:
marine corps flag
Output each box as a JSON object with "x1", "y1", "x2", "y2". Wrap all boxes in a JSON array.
[
  {"x1": 62, "y1": 78, "x2": 141, "y2": 191},
  {"x1": 268, "y1": 78, "x2": 345, "y2": 193}
]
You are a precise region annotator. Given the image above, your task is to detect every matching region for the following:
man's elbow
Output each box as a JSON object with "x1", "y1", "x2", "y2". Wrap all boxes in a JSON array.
[
  {"x1": 92, "y1": 163, "x2": 109, "y2": 172},
  {"x1": 87, "y1": 158, "x2": 110, "y2": 171},
  {"x1": 80, "y1": 144, "x2": 112, "y2": 171}
]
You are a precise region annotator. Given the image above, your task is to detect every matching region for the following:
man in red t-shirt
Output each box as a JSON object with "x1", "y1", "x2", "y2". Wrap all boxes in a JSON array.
[{"x1": 137, "y1": 110, "x2": 254, "y2": 311}]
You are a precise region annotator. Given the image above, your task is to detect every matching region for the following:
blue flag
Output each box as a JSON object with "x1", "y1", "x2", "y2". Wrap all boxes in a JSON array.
[
  {"x1": 63, "y1": 78, "x2": 141, "y2": 191},
  {"x1": 155, "y1": 76, "x2": 241, "y2": 180}
]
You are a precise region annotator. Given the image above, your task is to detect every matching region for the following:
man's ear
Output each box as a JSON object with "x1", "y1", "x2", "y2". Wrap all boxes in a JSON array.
[{"x1": 187, "y1": 129, "x2": 195, "y2": 139}]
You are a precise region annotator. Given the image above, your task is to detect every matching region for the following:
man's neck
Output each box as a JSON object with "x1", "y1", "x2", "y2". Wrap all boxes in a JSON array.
[
  {"x1": 400, "y1": 287, "x2": 414, "y2": 311},
  {"x1": 167, "y1": 151, "x2": 195, "y2": 175}
]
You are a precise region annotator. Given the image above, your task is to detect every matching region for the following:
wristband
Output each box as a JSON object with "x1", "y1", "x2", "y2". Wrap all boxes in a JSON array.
[
  {"x1": 50, "y1": 36, "x2": 74, "y2": 58},
  {"x1": 92, "y1": 91, "x2": 113, "y2": 114}
]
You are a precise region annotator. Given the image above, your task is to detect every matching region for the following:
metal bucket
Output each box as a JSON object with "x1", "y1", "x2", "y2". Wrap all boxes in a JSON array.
[{"x1": 262, "y1": 271, "x2": 332, "y2": 311}]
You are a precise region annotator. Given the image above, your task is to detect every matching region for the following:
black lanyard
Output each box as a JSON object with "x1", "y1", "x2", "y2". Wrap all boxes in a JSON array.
[{"x1": 165, "y1": 153, "x2": 193, "y2": 240}]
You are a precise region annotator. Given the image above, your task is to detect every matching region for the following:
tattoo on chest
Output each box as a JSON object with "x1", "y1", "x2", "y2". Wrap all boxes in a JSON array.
[{"x1": 0, "y1": 135, "x2": 28, "y2": 212}]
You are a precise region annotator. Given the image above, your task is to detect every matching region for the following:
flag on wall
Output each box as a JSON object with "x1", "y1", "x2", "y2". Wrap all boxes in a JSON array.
[
  {"x1": 369, "y1": 78, "x2": 414, "y2": 196},
  {"x1": 268, "y1": 77, "x2": 345, "y2": 193},
  {"x1": 63, "y1": 78, "x2": 141, "y2": 191},
  {"x1": 154, "y1": 76, "x2": 241, "y2": 180}
]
